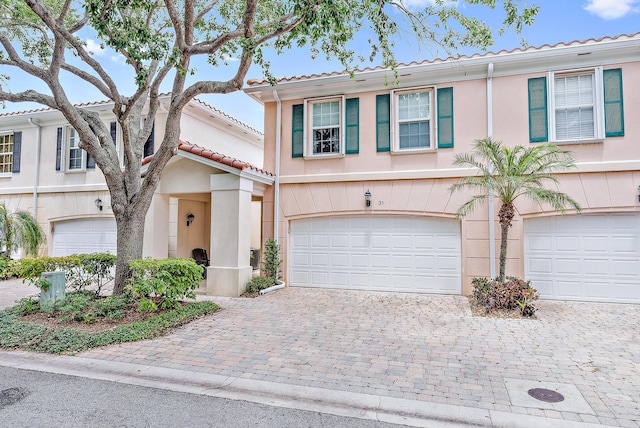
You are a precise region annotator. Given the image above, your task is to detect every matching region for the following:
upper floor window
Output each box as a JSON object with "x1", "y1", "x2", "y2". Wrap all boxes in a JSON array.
[
  {"x1": 67, "y1": 127, "x2": 85, "y2": 170},
  {"x1": 0, "y1": 134, "x2": 14, "y2": 174},
  {"x1": 395, "y1": 89, "x2": 433, "y2": 150},
  {"x1": 528, "y1": 67, "x2": 624, "y2": 143},
  {"x1": 0, "y1": 132, "x2": 21, "y2": 174},
  {"x1": 376, "y1": 86, "x2": 453, "y2": 153},
  {"x1": 311, "y1": 100, "x2": 341, "y2": 154},
  {"x1": 304, "y1": 96, "x2": 345, "y2": 157}
]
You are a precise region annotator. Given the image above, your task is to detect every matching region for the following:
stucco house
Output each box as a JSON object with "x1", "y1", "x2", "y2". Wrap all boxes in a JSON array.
[
  {"x1": 244, "y1": 33, "x2": 640, "y2": 304},
  {"x1": 0, "y1": 95, "x2": 273, "y2": 296}
]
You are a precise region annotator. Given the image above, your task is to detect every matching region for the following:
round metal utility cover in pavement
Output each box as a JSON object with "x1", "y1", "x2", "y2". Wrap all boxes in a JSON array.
[{"x1": 528, "y1": 388, "x2": 565, "y2": 403}]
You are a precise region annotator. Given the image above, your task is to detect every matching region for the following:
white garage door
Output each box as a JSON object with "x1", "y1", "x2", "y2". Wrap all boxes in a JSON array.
[
  {"x1": 290, "y1": 216, "x2": 461, "y2": 294},
  {"x1": 525, "y1": 214, "x2": 640, "y2": 303},
  {"x1": 52, "y1": 218, "x2": 117, "y2": 256}
]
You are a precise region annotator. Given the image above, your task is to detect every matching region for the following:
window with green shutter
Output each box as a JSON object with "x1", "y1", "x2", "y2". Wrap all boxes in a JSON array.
[
  {"x1": 529, "y1": 68, "x2": 624, "y2": 143},
  {"x1": 376, "y1": 94, "x2": 390, "y2": 152},
  {"x1": 437, "y1": 87, "x2": 454, "y2": 148},
  {"x1": 603, "y1": 68, "x2": 624, "y2": 137},
  {"x1": 528, "y1": 77, "x2": 548, "y2": 142}
]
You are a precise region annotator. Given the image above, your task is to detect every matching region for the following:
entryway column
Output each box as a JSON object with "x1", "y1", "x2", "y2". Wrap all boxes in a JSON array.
[{"x1": 207, "y1": 174, "x2": 253, "y2": 296}]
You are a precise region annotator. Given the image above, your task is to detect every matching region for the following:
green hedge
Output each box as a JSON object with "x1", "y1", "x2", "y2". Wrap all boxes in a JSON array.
[{"x1": 19, "y1": 254, "x2": 116, "y2": 296}]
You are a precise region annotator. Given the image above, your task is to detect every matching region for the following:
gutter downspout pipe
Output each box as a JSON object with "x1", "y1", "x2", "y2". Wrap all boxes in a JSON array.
[
  {"x1": 272, "y1": 90, "x2": 282, "y2": 244},
  {"x1": 487, "y1": 63, "x2": 497, "y2": 279},
  {"x1": 28, "y1": 118, "x2": 42, "y2": 220}
]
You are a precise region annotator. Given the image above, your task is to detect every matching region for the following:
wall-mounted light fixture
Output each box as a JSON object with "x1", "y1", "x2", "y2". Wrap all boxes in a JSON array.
[
  {"x1": 187, "y1": 213, "x2": 195, "y2": 226},
  {"x1": 637, "y1": 185, "x2": 640, "y2": 203},
  {"x1": 94, "y1": 198, "x2": 103, "y2": 211},
  {"x1": 364, "y1": 189, "x2": 372, "y2": 207}
]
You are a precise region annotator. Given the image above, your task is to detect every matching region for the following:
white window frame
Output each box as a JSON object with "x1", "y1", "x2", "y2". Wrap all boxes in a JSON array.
[
  {"x1": 65, "y1": 126, "x2": 86, "y2": 172},
  {"x1": 391, "y1": 86, "x2": 436, "y2": 153},
  {"x1": 547, "y1": 67, "x2": 604, "y2": 143},
  {"x1": 0, "y1": 132, "x2": 14, "y2": 175},
  {"x1": 303, "y1": 95, "x2": 346, "y2": 158}
]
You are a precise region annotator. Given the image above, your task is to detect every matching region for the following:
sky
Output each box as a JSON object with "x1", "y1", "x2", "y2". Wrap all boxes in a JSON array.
[{"x1": 2, "y1": 0, "x2": 639, "y2": 133}]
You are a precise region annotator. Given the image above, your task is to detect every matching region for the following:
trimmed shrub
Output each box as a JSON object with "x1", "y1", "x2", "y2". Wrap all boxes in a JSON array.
[
  {"x1": 244, "y1": 276, "x2": 274, "y2": 294},
  {"x1": 471, "y1": 276, "x2": 539, "y2": 317},
  {"x1": 128, "y1": 258, "x2": 203, "y2": 311}
]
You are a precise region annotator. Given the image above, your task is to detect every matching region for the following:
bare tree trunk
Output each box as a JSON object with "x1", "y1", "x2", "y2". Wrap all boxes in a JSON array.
[
  {"x1": 497, "y1": 202, "x2": 515, "y2": 283},
  {"x1": 112, "y1": 209, "x2": 146, "y2": 295}
]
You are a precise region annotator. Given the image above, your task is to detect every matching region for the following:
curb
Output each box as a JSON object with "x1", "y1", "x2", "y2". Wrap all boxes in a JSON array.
[{"x1": 0, "y1": 351, "x2": 614, "y2": 428}]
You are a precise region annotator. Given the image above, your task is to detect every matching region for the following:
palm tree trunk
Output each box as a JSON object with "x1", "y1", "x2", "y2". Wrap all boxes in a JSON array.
[{"x1": 497, "y1": 202, "x2": 515, "y2": 282}]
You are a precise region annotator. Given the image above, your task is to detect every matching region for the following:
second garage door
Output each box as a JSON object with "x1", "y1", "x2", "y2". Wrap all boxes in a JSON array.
[
  {"x1": 525, "y1": 214, "x2": 640, "y2": 303},
  {"x1": 52, "y1": 218, "x2": 117, "y2": 256},
  {"x1": 289, "y1": 216, "x2": 461, "y2": 294}
]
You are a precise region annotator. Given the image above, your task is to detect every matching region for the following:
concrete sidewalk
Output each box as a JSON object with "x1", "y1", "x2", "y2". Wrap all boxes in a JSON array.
[{"x1": 0, "y1": 280, "x2": 638, "y2": 427}]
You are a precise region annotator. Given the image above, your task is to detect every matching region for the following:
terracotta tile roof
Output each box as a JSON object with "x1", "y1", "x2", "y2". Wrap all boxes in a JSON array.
[
  {"x1": 142, "y1": 140, "x2": 274, "y2": 177},
  {"x1": 0, "y1": 95, "x2": 261, "y2": 138},
  {"x1": 246, "y1": 32, "x2": 640, "y2": 86}
]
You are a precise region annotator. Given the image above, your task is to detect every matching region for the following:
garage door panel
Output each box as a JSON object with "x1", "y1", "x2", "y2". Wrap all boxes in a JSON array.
[
  {"x1": 556, "y1": 280, "x2": 582, "y2": 299},
  {"x1": 525, "y1": 214, "x2": 640, "y2": 303},
  {"x1": 612, "y1": 259, "x2": 639, "y2": 277},
  {"x1": 584, "y1": 259, "x2": 609, "y2": 276},
  {"x1": 611, "y1": 236, "x2": 638, "y2": 253},
  {"x1": 415, "y1": 255, "x2": 435, "y2": 269},
  {"x1": 52, "y1": 218, "x2": 117, "y2": 256},
  {"x1": 311, "y1": 271, "x2": 329, "y2": 286},
  {"x1": 290, "y1": 215, "x2": 461, "y2": 294},
  {"x1": 529, "y1": 257, "x2": 552, "y2": 273},
  {"x1": 556, "y1": 258, "x2": 580, "y2": 275},
  {"x1": 391, "y1": 255, "x2": 412, "y2": 269}
]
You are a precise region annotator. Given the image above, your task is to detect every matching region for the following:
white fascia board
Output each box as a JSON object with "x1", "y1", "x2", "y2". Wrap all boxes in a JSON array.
[{"x1": 171, "y1": 150, "x2": 275, "y2": 185}]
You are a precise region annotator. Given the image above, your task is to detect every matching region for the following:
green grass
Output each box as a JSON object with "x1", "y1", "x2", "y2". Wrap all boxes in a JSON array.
[{"x1": 0, "y1": 298, "x2": 219, "y2": 355}]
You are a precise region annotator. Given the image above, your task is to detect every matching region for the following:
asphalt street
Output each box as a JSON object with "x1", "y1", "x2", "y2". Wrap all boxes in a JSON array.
[{"x1": 0, "y1": 366, "x2": 412, "y2": 428}]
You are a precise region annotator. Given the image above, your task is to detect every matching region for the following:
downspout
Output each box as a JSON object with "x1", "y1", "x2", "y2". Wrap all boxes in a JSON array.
[
  {"x1": 487, "y1": 63, "x2": 497, "y2": 279},
  {"x1": 272, "y1": 90, "x2": 282, "y2": 244},
  {"x1": 28, "y1": 118, "x2": 42, "y2": 220}
]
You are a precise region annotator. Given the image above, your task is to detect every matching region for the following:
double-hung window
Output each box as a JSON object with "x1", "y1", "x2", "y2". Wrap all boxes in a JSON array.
[
  {"x1": 67, "y1": 127, "x2": 85, "y2": 170},
  {"x1": 376, "y1": 86, "x2": 454, "y2": 152},
  {"x1": 528, "y1": 67, "x2": 624, "y2": 143},
  {"x1": 306, "y1": 97, "x2": 344, "y2": 156},
  {"x1": 395, "y1": 89, "x2": 432, "y2": 150},
  {"x1": 553, "y1": 71, "x2": 597, "y2": 140},
  {"x1": 0, "y1": 134, "x2": 14, "y2": 174},
  {"x1": 0, "y1": 132, "x2": 22, "y2": 174},
  {"x1": 291, "y1": 97, "x2": 359, "y2": 158}
]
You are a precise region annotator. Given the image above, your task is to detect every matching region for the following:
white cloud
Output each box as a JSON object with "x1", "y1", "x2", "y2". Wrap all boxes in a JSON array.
[
  {"x1": 583, "y1": 0, "x2": 640, "y2": 20},
  {"x1": 85, "y1": 39, "x2": 106, "y2": 56}
]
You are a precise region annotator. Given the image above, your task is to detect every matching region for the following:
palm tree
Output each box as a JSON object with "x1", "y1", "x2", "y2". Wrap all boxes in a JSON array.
[
  {"x1": 0, "y1": 202, "x2": 46, "y2": 258},
  {"x1": 450, "y1": 138, "x2": 581, "y2": 282}
]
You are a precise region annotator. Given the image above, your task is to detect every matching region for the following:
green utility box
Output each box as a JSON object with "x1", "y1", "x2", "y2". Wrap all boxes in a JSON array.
[{"x1": 39, "y1": 271, "x2": 66, "y2": 307}]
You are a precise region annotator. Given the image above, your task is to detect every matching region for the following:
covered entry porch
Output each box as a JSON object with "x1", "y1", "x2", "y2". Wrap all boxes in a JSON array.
[{"x1": 142, "y1": 143, "x2": 274, "y2": 296}]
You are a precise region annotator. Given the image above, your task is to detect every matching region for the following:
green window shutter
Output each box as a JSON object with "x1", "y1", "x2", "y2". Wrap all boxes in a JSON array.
[
  {"x1": 528, "y1": 77, "x2": 548, "y2": 142},
  {"x1": 345, "y1": 98, "x2": 360, "y2": 154},
  {"x1": 11, "y1": 131, "x2": 21, "y2": 173},
  {"x1": 291, "y1": 104, "x2": 304, "y2": 158},
  {"x1": 603, "y1": 68, "x2": 624, "y2": 137},
  {"x1": 376, "y1": 94, "x2": 390, "y2": 152},
  {"x1": 437, "y1": 87, "x2": 454, "y2": 148}
]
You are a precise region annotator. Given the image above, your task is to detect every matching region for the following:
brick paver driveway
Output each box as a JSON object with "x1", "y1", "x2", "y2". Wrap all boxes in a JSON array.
[{"x1": 81, "y1": 288, "x2": 640, "y2": 427}]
